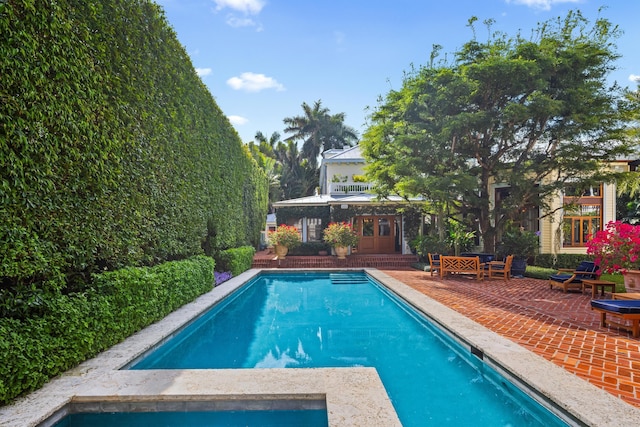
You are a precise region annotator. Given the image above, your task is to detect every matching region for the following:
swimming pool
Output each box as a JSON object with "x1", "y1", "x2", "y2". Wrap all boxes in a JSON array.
[
  {"x1": 129, "y1": 271, "x2": 565, "y2": 426},
  {"x1": 52, "y1": 409, "x2": 328, "y2": 427}
]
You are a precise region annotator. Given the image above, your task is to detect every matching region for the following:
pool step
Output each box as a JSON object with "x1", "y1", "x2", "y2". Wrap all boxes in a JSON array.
[{"x1": 330, "y1": 273, "x2": 369, "y2": 285}]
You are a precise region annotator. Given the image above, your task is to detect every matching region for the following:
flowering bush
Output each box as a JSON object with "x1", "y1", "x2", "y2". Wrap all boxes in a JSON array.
[
  {"x1": 587, "y1": 221, "x2": 640, "y2": 273},
  {"x1": 323, "y1": 222, "x2": 360, "y2": 248},
  {"x1": 214, "y1": 271, "x2": 233, "y2": 286},
  {"x1": 268, "y1": 224, "x2": 301, "y2": 249}
]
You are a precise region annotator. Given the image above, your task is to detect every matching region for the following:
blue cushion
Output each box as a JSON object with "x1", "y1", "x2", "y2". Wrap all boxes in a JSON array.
[
  {"x1": 591, "y1": 300, "x2": 640, "y2": 314},
  {"x1": 576, "y1": 261, "x2": 596, "y2": 272},
  {"x1": 549, "y1": 274, "x2": 575, "y2": 283}
]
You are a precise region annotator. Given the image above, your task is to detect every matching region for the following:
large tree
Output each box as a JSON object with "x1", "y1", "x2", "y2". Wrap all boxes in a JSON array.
[
  {"x1": 361, "y1": 11, "x2": 636, "y2": 252},
  {"x1": 283, "y1": 100, "x2": 359, "y2": 169}
]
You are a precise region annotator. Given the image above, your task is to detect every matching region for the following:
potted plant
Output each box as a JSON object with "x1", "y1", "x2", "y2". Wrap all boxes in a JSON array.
[
  {"x1": 323, "y1": 222, "x2": 360, "y2": 259},
  {"x1": 268, "y1": 224, "x2": 301, "y2": 259},
  {"x1": 587, "y1": 221, "x2": 640, "y2": 289},
  {"x1": 497, "y1": 226, "x2": 539, "y2": 277}
]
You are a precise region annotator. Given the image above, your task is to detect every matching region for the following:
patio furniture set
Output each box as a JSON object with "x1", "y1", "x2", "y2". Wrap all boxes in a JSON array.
[{"x1": 429, "y1": 255, "x2": 640, "y2": 338}]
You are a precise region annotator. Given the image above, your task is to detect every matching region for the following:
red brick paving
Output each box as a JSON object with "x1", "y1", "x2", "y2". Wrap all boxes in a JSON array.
[{"x1": 380, "y1": 268, "x2": 640, "y2": 408}]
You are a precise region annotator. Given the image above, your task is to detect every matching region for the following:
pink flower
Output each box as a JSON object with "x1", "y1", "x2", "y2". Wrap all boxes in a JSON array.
[{"x1": 587, "y1": 221, "x2": 640, "y2": 274}]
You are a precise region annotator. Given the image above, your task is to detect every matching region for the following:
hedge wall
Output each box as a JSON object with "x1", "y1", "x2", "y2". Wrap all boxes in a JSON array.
[
  {"x1": 0, "y1": 255, "x2": 215, "y2": 404},
  {"x1": 0, "y1": 1, "x2": 268, "y2": 297}
]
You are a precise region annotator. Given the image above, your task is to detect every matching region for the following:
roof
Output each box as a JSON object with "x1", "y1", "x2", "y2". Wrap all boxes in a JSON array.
[
  {"x1": 321, "y1": 145, "x2": 364, "y2": 163},
  {"x1": 272, "y1": 192, "x2": 422, "y2": 208}
]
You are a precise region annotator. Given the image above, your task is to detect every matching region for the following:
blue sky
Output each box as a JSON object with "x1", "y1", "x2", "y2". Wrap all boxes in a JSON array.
[{"x1": 155, "y1": 0, "x2": 640, "y2": 144}]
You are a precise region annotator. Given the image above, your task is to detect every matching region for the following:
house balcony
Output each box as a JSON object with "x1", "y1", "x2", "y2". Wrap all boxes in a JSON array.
[{"x1": 328, "y1": 182, "x2": 374, "y2": 195}]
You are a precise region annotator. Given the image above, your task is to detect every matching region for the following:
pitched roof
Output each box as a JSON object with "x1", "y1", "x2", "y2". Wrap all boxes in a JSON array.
[
  {"x1": 272, "y1": 192, "x2": 420, "y2": 208},
  {"x1": 322, "y1": 145, "x2": 363, "y2": 163}
]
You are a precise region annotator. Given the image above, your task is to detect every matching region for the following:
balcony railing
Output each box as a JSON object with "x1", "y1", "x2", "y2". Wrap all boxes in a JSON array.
[{"x1": 329, "y1": 182, "x2": 374, "y2": 194}]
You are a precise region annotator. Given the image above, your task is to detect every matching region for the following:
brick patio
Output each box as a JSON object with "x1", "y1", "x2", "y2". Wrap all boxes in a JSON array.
[{"x1": 253, "y1": 252, "x2": 640, "y2": 409}]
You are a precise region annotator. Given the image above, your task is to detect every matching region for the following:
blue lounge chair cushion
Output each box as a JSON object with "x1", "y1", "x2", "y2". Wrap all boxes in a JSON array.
[
  {"x1": 549, "y1": 261, "x2": 597, "y2": 284},
  {"x1": 549, "y1": 273, "x2": 575, "y2": 282},
  {"x1": 591, "y1": 300, "x2": 640, "y2": 314}
]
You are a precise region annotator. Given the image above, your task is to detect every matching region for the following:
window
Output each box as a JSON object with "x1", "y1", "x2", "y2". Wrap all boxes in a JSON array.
[
  {"x1": 563, "y1": 184, "x2": 603, "y2": 247},
  {"x1": 362, "y1": 218, "x2": 374, "y2": 236},
  {"x1": 306, "y1": 218, "x2": 323, "y2": 242}
]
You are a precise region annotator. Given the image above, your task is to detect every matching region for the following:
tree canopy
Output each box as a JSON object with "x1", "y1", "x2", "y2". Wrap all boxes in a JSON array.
[{"x1": 361, "y1": 11, "x2": 638, "y2": 252}]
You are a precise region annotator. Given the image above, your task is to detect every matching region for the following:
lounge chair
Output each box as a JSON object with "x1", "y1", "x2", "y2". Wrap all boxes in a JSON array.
[
  {"x1": 487, "y1": 255, "x2": 514, "y2": 280},
  {"x1": 591, "y1": 299, "x2": 640, "y2": 337},
  {"x1": 549, "y1": 261, "x2": 599, "y2": 293},
  {"x1": 428, "y1": 253, "x2": 441, "y2": 277}
]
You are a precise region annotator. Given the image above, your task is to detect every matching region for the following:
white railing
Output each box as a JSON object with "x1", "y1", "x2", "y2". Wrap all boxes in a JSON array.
[{"x1": 329, "y1": 182, "x2": 374, "y2": 194}]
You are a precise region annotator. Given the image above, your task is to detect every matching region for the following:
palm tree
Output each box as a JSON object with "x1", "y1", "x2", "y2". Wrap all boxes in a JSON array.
[
  {"x1": 283, "y1": 100, "x2": 358, "y2": 169},
  {"x1": 248, "y1": 131, "x2": 284, "y2": 211},
  {"x1": 275, "y1": 140, "x2": 317, "y2": 198}
]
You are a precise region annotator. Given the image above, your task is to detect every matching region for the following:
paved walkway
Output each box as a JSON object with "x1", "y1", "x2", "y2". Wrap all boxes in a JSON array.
[{"x1": 379, "y1": 269, "x2": 640, "y2": 409}]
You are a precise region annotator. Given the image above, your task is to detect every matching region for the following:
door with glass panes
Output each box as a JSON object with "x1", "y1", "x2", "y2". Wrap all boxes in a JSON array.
[{"x1": 354, "y1": 216, "x2": 398, "y2": 254}]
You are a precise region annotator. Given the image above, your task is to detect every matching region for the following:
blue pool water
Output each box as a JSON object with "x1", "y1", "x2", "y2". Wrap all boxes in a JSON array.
[
  {"x1": 54, "y1": 409, "x2": 328, "y2": 426},
  {"x1": 131, "y1": 271, "x2": 567, "y2": 426}
]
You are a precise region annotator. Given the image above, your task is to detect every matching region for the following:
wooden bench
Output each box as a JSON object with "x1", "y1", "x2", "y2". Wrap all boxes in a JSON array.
[{"x1": 440, "y1": 256, "x2": 484, "y2": 281}]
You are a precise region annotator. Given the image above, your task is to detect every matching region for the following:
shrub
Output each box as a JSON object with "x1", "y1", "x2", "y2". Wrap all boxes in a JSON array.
[
  {"x1": 409, "y1": 235, "x2": 451, "y2": 262},
  {"x1": 0, "y1": 256, "x2": 214, "y2": 405},
  {"x1": 586, "y1": 221, "x2": 640, "y2": 273},
  {"x1": 289, "y1": 242, "x2": 332, "y2": 256},
  {"x1": 534, "y1": 254, "x2": 594, "y2": 269},
  {"x1": 268, "y1": 225, "x2": 301, "y2": 249},
  {"x1": 214, "y1": 271, "x2": 233, "y2": 286},
  {"x1": 323, "y1": 222, "x2": 360, "y2": 248},
  {"x1": 215, "y1": 246, "x2": 255, "y2": 277}
]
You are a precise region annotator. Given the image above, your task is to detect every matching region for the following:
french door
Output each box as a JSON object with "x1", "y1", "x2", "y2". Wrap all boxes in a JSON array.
[{"x1": 354, "y1": 216, "x2": 399, "y2": 254}]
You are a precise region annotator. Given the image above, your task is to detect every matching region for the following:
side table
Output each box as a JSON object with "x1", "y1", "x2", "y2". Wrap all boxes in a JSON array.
[{"x1": 581, "y1": 279, "x2": 616, "y2": 299}]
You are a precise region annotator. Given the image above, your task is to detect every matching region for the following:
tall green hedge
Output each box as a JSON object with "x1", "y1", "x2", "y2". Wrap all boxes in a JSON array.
[{"x1": 0, "y1": 1, "x2": 268, "y2": 297}]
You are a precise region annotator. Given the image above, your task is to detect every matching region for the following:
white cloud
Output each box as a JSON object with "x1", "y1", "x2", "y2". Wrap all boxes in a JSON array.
[
  {"x1": 228, "y1": 115, "x2": 249, "y2": 125},
  {"x1": 629, "y1": 74, "x2": 640, "y2": 82},
  {"x1": 505, "y1": 0, "x2": 581, "y2": 11},
  {"x1": 227, "y1": 72, "x2": 285, "y2": 92},
  {"x1": 226, "y1": 15, "x2": 257, "y2": 28},
  {"x1": 196, "y1": 68, "x2": 212, "y2": 77},
  {"x1": 213, "y1": 0, "x2": 265, "y2": 15}
]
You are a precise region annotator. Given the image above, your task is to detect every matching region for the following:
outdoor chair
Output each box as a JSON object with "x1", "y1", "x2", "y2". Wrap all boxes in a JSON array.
[
  {"x1": 487, "y1": 255, "x2": 514, "y2": 280},
  {"x1": 428, "y1": 253, "x2": 441, "y2": 277},
  {"x1": 549, "y1": 261, "x2": 599, "y2": 293}
]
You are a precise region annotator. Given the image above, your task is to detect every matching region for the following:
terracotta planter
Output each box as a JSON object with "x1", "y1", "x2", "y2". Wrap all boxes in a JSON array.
[
  {"x1": 334, "y1": 246, "x2": 349, "y2": 259},
  {"x1": 623, "y1": 270, "x2": 640, "y2": 290},
  {"x1": 274, "y1": 245, "x2": 288, "y2": 260}
]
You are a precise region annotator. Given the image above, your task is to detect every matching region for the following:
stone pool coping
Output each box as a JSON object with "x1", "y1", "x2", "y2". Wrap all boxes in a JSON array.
[{"x1": 2, "y1": 268, "x2": 639, "y2": 426}]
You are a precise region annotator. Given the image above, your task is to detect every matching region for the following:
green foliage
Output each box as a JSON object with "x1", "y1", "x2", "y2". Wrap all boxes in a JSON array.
[
  {"x1": 447, "y1": 219, "x2": 476, "y2": 256},
  {"x1": 0, "y1": 0, "x2": 268, "y2": 295},
  {"x1": 268, "y1": 224, "x2": 302, "y2": 249},
  {"x1": 276, "y1": 206, "x2": 331, "y2": 228},
  {"x1": 323, "y1": 222, "x2": 360, "y2": 248},
  {"x1": 288, "y1": 241, "x2": 331, "y2": 255},
  {"x1": 361, "y1": 10, "x2": 634, "y2": 253},
  {"x1": 410, "y1": 235, "x2": 451, "y2": 261},
  {"x1": 534, "y1": 253, "x2": 594, "y2": 269},
  {"x1": 0, "y1": 256, "x2": 214, "y2": 404},
  {"x1": 497, "y1": 227, "x2": 539, "y2": 260},
  {"x1": 215, "y1": 246, "x2": 256, "y2": 277}
]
